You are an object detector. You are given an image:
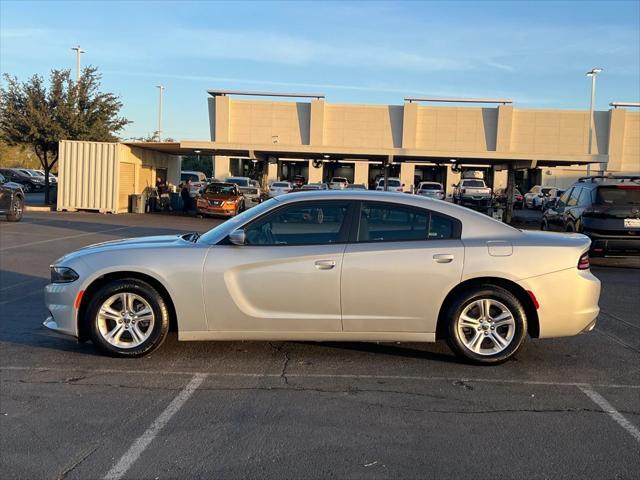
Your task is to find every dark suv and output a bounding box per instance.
[0,167,45,192]
[541,176,640,256]
[0,172,25,221]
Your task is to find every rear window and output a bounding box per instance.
[226,178,250,187]
[462,180,484,187]
[272,182,289,187]
[181,173,199,182]
[596,186,640,205]
[420,184,440,190]
[380,179,401,187]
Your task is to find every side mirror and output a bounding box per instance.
[228,229,246,246]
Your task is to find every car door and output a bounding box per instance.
[0,174,9,211]
[202,200,354,332]
[564,187,582,230]
[341,201,464,333]
[547,188,572,231]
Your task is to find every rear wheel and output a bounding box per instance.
[6,196,24,222]
[22,183,32,193]
[446,285,527,365]
[86,279,170,357]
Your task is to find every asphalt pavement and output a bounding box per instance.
[1,211,639,480]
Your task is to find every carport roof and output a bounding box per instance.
[124,141,605,168]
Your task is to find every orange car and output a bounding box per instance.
[196,182,245,217]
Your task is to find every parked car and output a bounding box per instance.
[453,179,492,205]
[268,181,293,197]
[329,177,349,190]
[524,185,554,209]
[541,176,640,256]
[494,187,524,209]
[527,187,563,209]
[541,189,565,211]
[291,183,327,192]
[180,171,208,195]
[44,190,600,365]
[345,184,366,190]
[376,177,404,192]
[196,182,245,217]
[225,176,261,207]
[0,172,25,222]
[0,167,45,192]
[34,169,58,184]
[416,181,445,200]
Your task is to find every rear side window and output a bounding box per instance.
[596,186,640,206]
[357,202,458,242]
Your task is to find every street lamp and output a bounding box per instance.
[156,85,165,142]
[71,45,85,81]
[586,67,603,176]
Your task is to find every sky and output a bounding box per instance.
[1,0,639,141]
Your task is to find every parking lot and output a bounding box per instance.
[1,211,639,479]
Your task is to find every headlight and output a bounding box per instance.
[50,266,79,283]
[32,177,44,183]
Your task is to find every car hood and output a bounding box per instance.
[2,181,24,191]
[55,234,190,264]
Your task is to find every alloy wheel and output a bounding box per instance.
[456,298,516,356]
[97,292,155,348]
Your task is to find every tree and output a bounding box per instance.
[0,67,130,203]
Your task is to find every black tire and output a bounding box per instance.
[6,196,24,222]
[445,285,528,365]
[565,223,575,233]
[86,278,170,357]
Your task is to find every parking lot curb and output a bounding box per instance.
[25,205,53,212]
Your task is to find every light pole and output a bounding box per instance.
[71,45,85,81]
[156,85,165,142]
[586,67,603,176]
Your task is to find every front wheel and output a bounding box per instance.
[86,279,170,357]
[7,196,24,222]
[446,286,527,365]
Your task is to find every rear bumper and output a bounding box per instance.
[518,268,601,338]
[584,232,640,256]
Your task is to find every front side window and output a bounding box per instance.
[357,202,456,242]
[244,201,350,246]
[567,187,582,207]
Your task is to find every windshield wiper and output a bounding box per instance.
[182,232,200,243]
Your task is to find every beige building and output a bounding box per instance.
[57,91,639,213]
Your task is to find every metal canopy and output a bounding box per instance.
[207,89,325,99]
[404,96,513,105]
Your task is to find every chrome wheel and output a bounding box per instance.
[13,198,23,218]
[456,298,516,356]
[97,292,155,349]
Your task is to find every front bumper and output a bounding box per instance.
[198,206,236,217]
[43,282,80,337]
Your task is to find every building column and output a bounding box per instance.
[266,159,278,184]
[446,166,461,199]
[307,160,323,183]
[309,99,325,146]
[168,156,182,187]
[492,168,508,190]
[213,155,230,179]
[354,161,369,186]
[400,163,415,192]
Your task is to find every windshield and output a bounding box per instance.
[596,186,640,205]
[204,183,236,195]
[462,180,485,187]
[198,198,278,244]
[0,173,5,183]
[181,173,200,182]
[332,177,347,183]
[226,177,250,187]
[541,188,552,195]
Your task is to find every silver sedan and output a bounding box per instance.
[44,191,601,364]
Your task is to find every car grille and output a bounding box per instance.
[208,200,223,206]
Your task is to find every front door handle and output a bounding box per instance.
[433,253,454,264]
[314,260,336,270]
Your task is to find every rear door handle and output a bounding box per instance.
[314,260,336,270]
[433,254,454,263]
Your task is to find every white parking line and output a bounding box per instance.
[0,226,131,251]
[2,365,640,390]
[103,373,206,480]
[579,385,640,443]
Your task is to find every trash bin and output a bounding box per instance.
[170,192,183,211]
[128,194,145,214]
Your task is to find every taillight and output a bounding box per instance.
[577,252,590,270]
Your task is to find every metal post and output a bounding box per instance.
[156,85,165,142]
[504,165,515,224]
[586,68,603,176]
[71,45,85,81]
[384,156,390,191]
